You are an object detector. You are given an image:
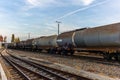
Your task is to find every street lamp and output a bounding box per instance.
[56,21,61,35]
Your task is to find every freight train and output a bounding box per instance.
[7,22,120,61]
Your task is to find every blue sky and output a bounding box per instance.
[0,0,120,42]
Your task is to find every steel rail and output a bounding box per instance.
[8,52,91,80]
[1,53,52,80]
[1,54,31,80]
[8,54,70,80]
[8,58,52,80]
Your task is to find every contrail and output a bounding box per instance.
[56,0,110,20]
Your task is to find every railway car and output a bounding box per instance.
[7,42,16,49]
[57,30,76,55]
[32,35,58,52]
[24,39,34,50]
[73,23,120,60]
[56,28,87,55]
[16,41,25,50]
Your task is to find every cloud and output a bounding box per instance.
[43,23,77,34]
[0,8,8,18]
[82,0,95,5]
[26,0,56,7]
[24,0,95,10]
[71,0,95,6]
[0,13,5,18]
[25,22,77,38]
[56,0,110,20]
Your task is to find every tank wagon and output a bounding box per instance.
[56,28,87,55]
[17,41,25,49]
[82,23,120,60]
[57,23,120,60]
[7,42,17,49]
[8,22,120,61]
[32,35,58,52]
[24,39,34,50]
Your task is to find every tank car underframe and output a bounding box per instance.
[48,47,74,55]
[103,50,120,61]
[75,47,120,61]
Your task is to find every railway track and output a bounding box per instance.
[1,50,91,80]
[46,52,120,66]
[70,55,120,66]
[22,49,120,66]
[9,49,120,67]
[1,53,51,80]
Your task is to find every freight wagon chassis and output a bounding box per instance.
[102,51,120,61]
[49,47,74,55]
[58,48,74,55]
[76,48,120,62]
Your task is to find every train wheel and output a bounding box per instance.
[113,53,118,61]
[103,52,112,60]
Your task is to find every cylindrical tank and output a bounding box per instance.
[32,38,39,47]
[24,39,34,47]
[20,41,25,46]
[33,35,58,47]
[74,23,120,47]
[57,31,75,47]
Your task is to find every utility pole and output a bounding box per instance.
[56,21,61,35]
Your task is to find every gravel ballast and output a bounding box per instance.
[8,49,120,80]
